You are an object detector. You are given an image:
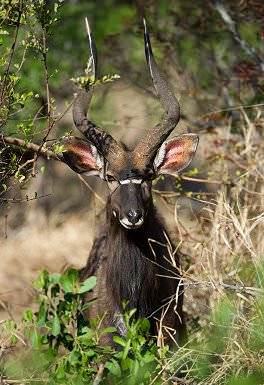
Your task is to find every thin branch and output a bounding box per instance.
[92,364,105,385]
[198,102,264,120]
[214,1,264,72]
[77,174,105,205]
[0,135,107,208]
[0,193,52,203]
[0,134,62,161]
[0,1,22,101]
[181,175,225,185]
[42,29,51,117]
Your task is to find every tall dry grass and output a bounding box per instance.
[164,109,264,384]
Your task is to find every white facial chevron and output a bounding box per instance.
[119,179,142,185]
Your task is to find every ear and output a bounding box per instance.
[62,137,104,176]
[154,133,199,175]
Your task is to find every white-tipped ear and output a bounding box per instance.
[154,133,199,175]
[62,137,104,176]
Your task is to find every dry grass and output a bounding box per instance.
[182,109,264,305]
[168,109,264,383]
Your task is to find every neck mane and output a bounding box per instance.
[105,201,168,318]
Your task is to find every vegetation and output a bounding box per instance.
[1,1,264,384]
[1,256,264,384]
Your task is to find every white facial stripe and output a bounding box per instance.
[120,217,144,229]
[120,179,142,185]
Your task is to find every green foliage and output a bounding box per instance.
[1,0,263,189]
[2,269,163,384]
[72,73,120,89]
[2,265,264,384]
[239,21,262,49]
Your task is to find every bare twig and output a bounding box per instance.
[92,364,105,385]
[0,1,22,102]
[0,193,52,203]
[77,174,105,204]
[198,103,264,121]
[224,154,248,171]
[214,1,264,72]
[181,175,224,185]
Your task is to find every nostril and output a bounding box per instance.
[127,209,142,224]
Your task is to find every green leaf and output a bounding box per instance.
[78,276,97,294]
[86,349,96,357]
[68,350,80,365]
[113,335,126,347]
[30,328,42,349]
[122,338,131,360]
[132,359,139,376]
[49,272,61,284]
[36,301,47,327]
[55,363,66,380]
[59,268,78,293]
[139,318,150,332]
[102,326,117,334]
[23,308,34,322]
[143,351,156,364]
[105,359,122,377]
[51,313,61,336]
[34,270,49,290]
[81,299,96,311]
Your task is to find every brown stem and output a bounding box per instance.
[0,1,22,102]
[215,1,264,72]
[181,175,225,185]
[0,134,62,161]
[92,364,105,385]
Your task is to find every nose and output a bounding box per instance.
[126,209,143,224]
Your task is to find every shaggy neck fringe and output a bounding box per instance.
[105,201,169,318]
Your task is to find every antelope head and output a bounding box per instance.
[63,18,199,230]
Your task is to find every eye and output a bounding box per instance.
[106,174,119,192]
[106,174,116,182]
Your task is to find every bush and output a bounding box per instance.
[1,264,264,384]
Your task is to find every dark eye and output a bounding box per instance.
[107,175,116,182]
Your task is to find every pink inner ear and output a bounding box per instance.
[63,137,102,174]
[166,140,183,157]
[69,142,98,170]
[158,135,198,174]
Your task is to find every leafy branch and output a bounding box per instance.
[0,133,62,161]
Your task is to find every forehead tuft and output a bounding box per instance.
[106,150,128,173]
[106,149,154,180]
